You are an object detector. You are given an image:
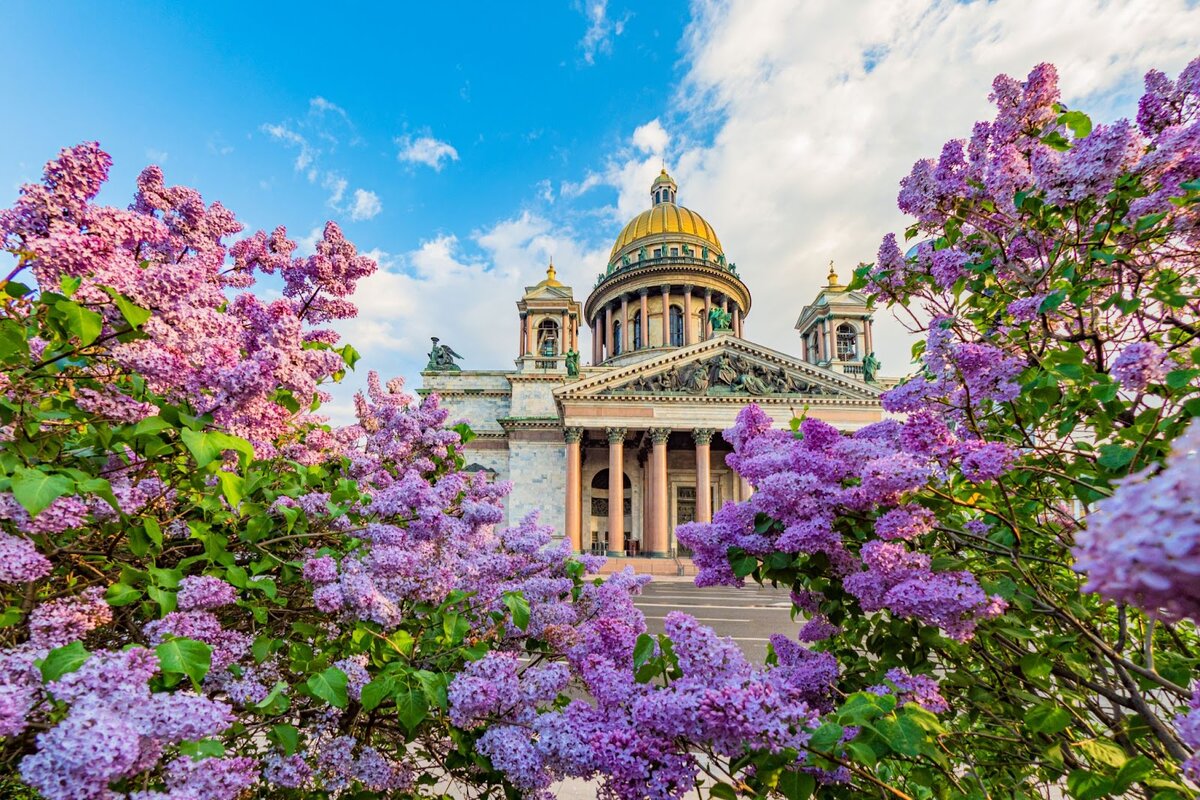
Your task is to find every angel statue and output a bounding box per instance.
[425,337,463,372]
[862,351,881,383]
[565,349,580,377]
[708,306,733,334]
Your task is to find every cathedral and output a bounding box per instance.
[420,170,890,573]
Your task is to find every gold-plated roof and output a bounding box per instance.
[609,203,723,261]
[537,260,563,287]
[651,168,676,187]
[825,260,844,290]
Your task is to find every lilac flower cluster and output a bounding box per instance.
[0,531,51,583]
[869,668,949,713]
[27,586,113,649]
[1175,685,1200,783]
[1074,419,1200,621]
[1110,342,1169,391]
[449,611,836,799]
[19,648,238,800]
[175,575,238,610]
[678,406,1007,642]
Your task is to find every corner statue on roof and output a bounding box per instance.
[425,337,463,372]
[420,169,890,562]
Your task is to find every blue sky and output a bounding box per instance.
[3,1,1199,420]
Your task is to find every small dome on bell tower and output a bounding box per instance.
[651,169,677,206]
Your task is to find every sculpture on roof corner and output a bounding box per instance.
[708,306,733,335]
[425,337,463,372]
[565,349,580,377]
[863,351,881,383]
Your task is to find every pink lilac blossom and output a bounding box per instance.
[1110,341,1169,391]
[869,668,949,713]
[0,532,52,582]
[27,586,112,649]
[176,575,238,610]
[1074,419,1200,621]
[1175,685,1200,782]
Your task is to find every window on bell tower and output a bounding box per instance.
[836,323,858,361]
[669,306,684,346]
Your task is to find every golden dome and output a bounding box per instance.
[537,260,563,287]
[609,203,723,261]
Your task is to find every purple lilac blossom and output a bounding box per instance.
[1111,341,1169,391]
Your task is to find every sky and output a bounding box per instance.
[2,0,1199,421]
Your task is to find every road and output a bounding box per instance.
[633,575,800,664]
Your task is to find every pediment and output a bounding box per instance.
[523,284,574,300]
[555,334,883,402]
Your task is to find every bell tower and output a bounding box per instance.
[793,262,877,380]
[516,261,583,374]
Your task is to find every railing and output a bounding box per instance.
[595,255,742,288]
[842,363,864,376]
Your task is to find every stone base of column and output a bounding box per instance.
[606,549,626,558]
[645,551,670,558]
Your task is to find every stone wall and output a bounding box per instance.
[507,439,567,536]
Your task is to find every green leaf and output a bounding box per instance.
[0,318,29,362]
[1039,291,1067,314]
[777,771,816,800]
[216,471,244,508]
[1134,211,1167,233]
[633,633,656,669]
[1074,738,1129,768]
[876,715,924,756]
[59,275,82,297]
[360,678,395,712]
[156,637,213,687]
[52,299,103,345]
[1059,109,1093,139]
[1020,653,1053,681]
[1025,703,1072,735]
[708,785,738,800]
[1166,368,1200,390]
[269,724,300,756]
[306,667,348,709]
[395,687,429,732]
[1097,444,1136,471]
[847,740,877,766]
[1114,755,1155,791]
[38,641,91,682]
[178,739,225,760]
[10,468,75,517]
[501,590,531,631]
[731,553,757,578]
[105,583,142,607]
[102,287,152,328]
[1067,769,1114,800]
[808,722,844,752]
[179,429,255,470]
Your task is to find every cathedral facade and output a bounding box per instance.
[420,171,889,572]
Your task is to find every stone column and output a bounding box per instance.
[703,289,713,339]
[683,285,694,345]
[693,429,713,524]
[647,428,670,557]
[564,428,583,552]
[560,311,568,356]
[620,294,630,354]
[823,318,832,364]
[864,318,873,357]
[660,284,671,346]
[606,428,626,556]
[525,313,534,356]
[740,476,754,501]
[592,318,600,364]
[605,304,614,362]
[722,296,729,316]
[519,313,527,358]
[639,289,649,349]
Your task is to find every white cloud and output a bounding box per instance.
[261,123,314,171]
[567,0,1200,375]
[321,172,348,207]
[349,188,382,221]
[631,119,669,155]
[145,148,168,164]
[395,135,460,171]
[329,213,608,409]
[577,0,628,65]
[309,96,350,122]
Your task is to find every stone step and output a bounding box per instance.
[594,556,697,577]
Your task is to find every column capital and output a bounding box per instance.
[605,427,627,443]
[682,283,694,292]
[650,427,671,444]
[692,428,715,446]
[564,427,584,444]
[638,287,649,297]
[659,284,671,294]
[704,287,713,298]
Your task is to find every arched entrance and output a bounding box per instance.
[589,469,632,556]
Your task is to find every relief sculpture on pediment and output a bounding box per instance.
[602,352,835,397]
